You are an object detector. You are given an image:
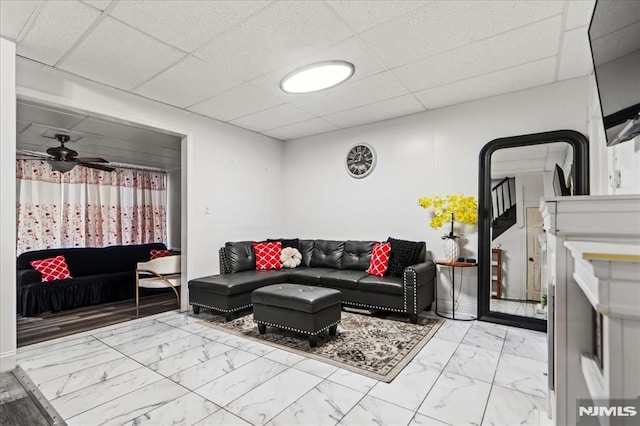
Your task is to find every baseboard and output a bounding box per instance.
[0,350,16,373]
[436,297,476,317]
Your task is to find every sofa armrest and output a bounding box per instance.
[403,261,436,316]
[403,261,435,287]
[17,269,42,287]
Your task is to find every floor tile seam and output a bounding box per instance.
[101,325,198,351]
[41,355,149,399]
[17,341,109,371]
[16,334,101,357]
[258,377,330,425]
[334,387,375,426]
[59,373,169,422]
[89,317,170,339]
[479,328,509,426]
[100,326,211,359]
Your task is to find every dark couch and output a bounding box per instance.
[189,239,435,323]
[17,243,167,316]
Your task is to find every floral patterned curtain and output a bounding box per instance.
[16,160,167,254]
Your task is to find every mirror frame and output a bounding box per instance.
[478,130,590,331]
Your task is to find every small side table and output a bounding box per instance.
[435,261,478,321]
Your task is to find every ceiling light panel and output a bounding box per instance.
[415,57,556,110]
[188,83,284,122]
[393,16,561,92]
[58,17,184,90]
[250,37,387,100]
[109,0,270,52]
[359,0,563,68]
[18,1,101,66]
[292,71,408,116]
[136,56,243,108]
[281,61,354,94]
[195,1,354,81]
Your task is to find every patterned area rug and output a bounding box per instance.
[199,309,442,383]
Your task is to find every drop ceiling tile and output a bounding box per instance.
[230,104,314,132]
[249,36,388,101]
[188,83,284,122]
[194,1,354,81]
[82,0,112,11]
[109,0,269,52]
[71,117,181,148]
[135,56,243,108]
[415,57,556,110]
[359,0,563,67]
[589,0,640,40]
[0,0,39,41]
[327,0,430,33]
[262,118,339,141]
[557,27,593,80]
[58,17,185,90]
[323,94,424,128]
[17,102,87,130]
[17,121,31,134]
[292,71,408,116]
[393,16,561,92]
[17,1,101,66]
[565,0,596,30]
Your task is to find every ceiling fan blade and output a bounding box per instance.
[75,157,109,163]
[79,162,115,172]
[17,152,51,159]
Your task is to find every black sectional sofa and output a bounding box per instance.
[17,243,167,316]
[189,239,435,323]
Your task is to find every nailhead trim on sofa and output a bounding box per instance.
[191,301,252,313]
[253,318,341,336]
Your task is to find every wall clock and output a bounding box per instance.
[346,143,376,178]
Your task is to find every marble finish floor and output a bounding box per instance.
[491,298,547,320]
[16,309,551,426]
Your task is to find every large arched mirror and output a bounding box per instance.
[478,130,589,331]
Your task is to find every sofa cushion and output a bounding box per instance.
[188,270,289,296]
[225,241,256,273]
[341,240,375,270]
[310,240,344,269]
[281,247,302,269]
[298,240,315,267]
[253,241,282,270]
[366,242,391,277]
[386,237,426,277]
[287,267,335,285]
[358,274,404,295]
[30,255,72,282]
[320,270,368,290]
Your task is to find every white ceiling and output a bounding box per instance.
[2,0,600,144]
[491,142,572,178]
[16,100,182,170]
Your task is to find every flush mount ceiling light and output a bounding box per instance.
[280,60,355,94]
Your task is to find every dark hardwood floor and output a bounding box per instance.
[17,292,178,347]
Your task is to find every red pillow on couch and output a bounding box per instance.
[30,255,73,282]
[150,249,173,259]
[367,242,391,277]
[252,241,282,270]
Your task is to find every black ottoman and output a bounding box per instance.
[252,284,342,347]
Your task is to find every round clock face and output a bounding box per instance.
[346,144,376,178]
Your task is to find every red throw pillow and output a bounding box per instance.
[150,249,173,259]
[367,242,391,277]
[252,241,282,270]
[30,255,72,282]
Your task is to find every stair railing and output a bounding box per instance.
[491,177,516,221]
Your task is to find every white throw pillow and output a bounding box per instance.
[280,247,302,269]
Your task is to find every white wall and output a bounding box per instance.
[0,37,17,372]
[283,77,590,316]
[167,168,181,250]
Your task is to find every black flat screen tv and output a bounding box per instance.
[588,0,640,146]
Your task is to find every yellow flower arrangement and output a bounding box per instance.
[418,193,478,239]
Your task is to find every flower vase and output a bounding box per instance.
[443,238,460,262]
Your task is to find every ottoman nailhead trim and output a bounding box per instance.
[191,302,252,313]
[343,300,405,313]
[253,318,341,336]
